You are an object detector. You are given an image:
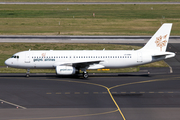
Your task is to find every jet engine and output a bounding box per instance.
[56,66,76,75]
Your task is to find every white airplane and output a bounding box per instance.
[5,23,175,78]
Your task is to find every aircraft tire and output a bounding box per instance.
[26,74,29,78]
[83,72,88,79]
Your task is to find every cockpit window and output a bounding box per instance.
[11,55,19,59]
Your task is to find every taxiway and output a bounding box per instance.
[0,71,180,120]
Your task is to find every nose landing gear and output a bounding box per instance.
[26,69,30,78]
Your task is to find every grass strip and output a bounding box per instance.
[0,4,179,35]
[0,0,179,2]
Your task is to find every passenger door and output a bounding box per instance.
[25,52,30,63]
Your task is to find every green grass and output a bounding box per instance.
[0,4,180,35]
[0,43,168,73]
[0,4,179,19]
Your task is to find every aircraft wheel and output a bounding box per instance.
[83,72,88,79]
[26,69,30,78]
[26,74,29,78]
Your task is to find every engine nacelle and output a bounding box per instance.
[56,66,76,75]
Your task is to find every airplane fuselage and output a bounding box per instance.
[5,50,153,69]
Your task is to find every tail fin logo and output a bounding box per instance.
[155,34,167,51]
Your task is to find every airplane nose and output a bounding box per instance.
[5,59,10,66]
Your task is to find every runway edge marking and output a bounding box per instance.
[0,99,26,109]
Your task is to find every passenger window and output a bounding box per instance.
[17,56,19,59]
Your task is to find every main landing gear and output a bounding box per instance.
[83,72,88,79]
[80,68,88,79]
[26,69,30,78]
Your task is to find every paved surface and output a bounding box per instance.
[0,35,180,43]
[1,2,180,4]
[0,72,180,120]
[0,37,180,120]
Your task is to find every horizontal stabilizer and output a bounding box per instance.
[152,52,175,60]
[152,52,175,57]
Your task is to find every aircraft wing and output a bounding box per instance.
[54,60,104,69]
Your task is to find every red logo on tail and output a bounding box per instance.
[155,34,167,51]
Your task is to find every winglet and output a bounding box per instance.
[139,23,172,52]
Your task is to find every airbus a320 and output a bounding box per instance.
[5,23,175,78]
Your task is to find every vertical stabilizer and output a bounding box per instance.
[140,23,172,52]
